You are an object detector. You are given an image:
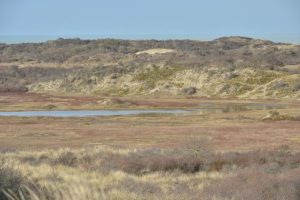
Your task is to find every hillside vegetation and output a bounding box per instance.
[1,36,300,99]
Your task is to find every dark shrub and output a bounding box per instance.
[111,149,204,175]
[293,80,300,91]
[182,87,197,95]
[0,164,24,200]
[54,152,77,167]
[98,146,300,175]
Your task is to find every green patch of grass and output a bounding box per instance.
[133,67,184,89]
[251,71,283,85]
[229,70,283,85]
[226,70,285,95]
[172,82,184,88]
[234,84,255,95]
[100,87,130,96]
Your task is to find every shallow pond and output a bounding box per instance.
[0,109,190,117]
[0,103,290,117]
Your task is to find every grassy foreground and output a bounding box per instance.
[1,94,300,199]
[1,142,300,200]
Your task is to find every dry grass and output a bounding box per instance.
[0,143,299,200]
[0,146,222,200]
[203,168,300,200]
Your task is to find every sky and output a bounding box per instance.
[0,0,299,43]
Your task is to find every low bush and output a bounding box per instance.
[101,147,300,175]
[293,80,300,91]
[181,87,197,95]
[0,163,24,200]
[262,110,296,121]
[116,153,203,174]
[54,151,78,167]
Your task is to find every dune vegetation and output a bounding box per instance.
[1,37,300,99]
[1,141,300,200]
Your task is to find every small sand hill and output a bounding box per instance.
[135,48,176,55]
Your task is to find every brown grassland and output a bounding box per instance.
[0,92,300,200]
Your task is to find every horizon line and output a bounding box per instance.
[0,34,299,45]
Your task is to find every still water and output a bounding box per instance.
[0,109,189,117]
[0,102,289,117]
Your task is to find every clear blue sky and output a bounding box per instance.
[0,0,299,43]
